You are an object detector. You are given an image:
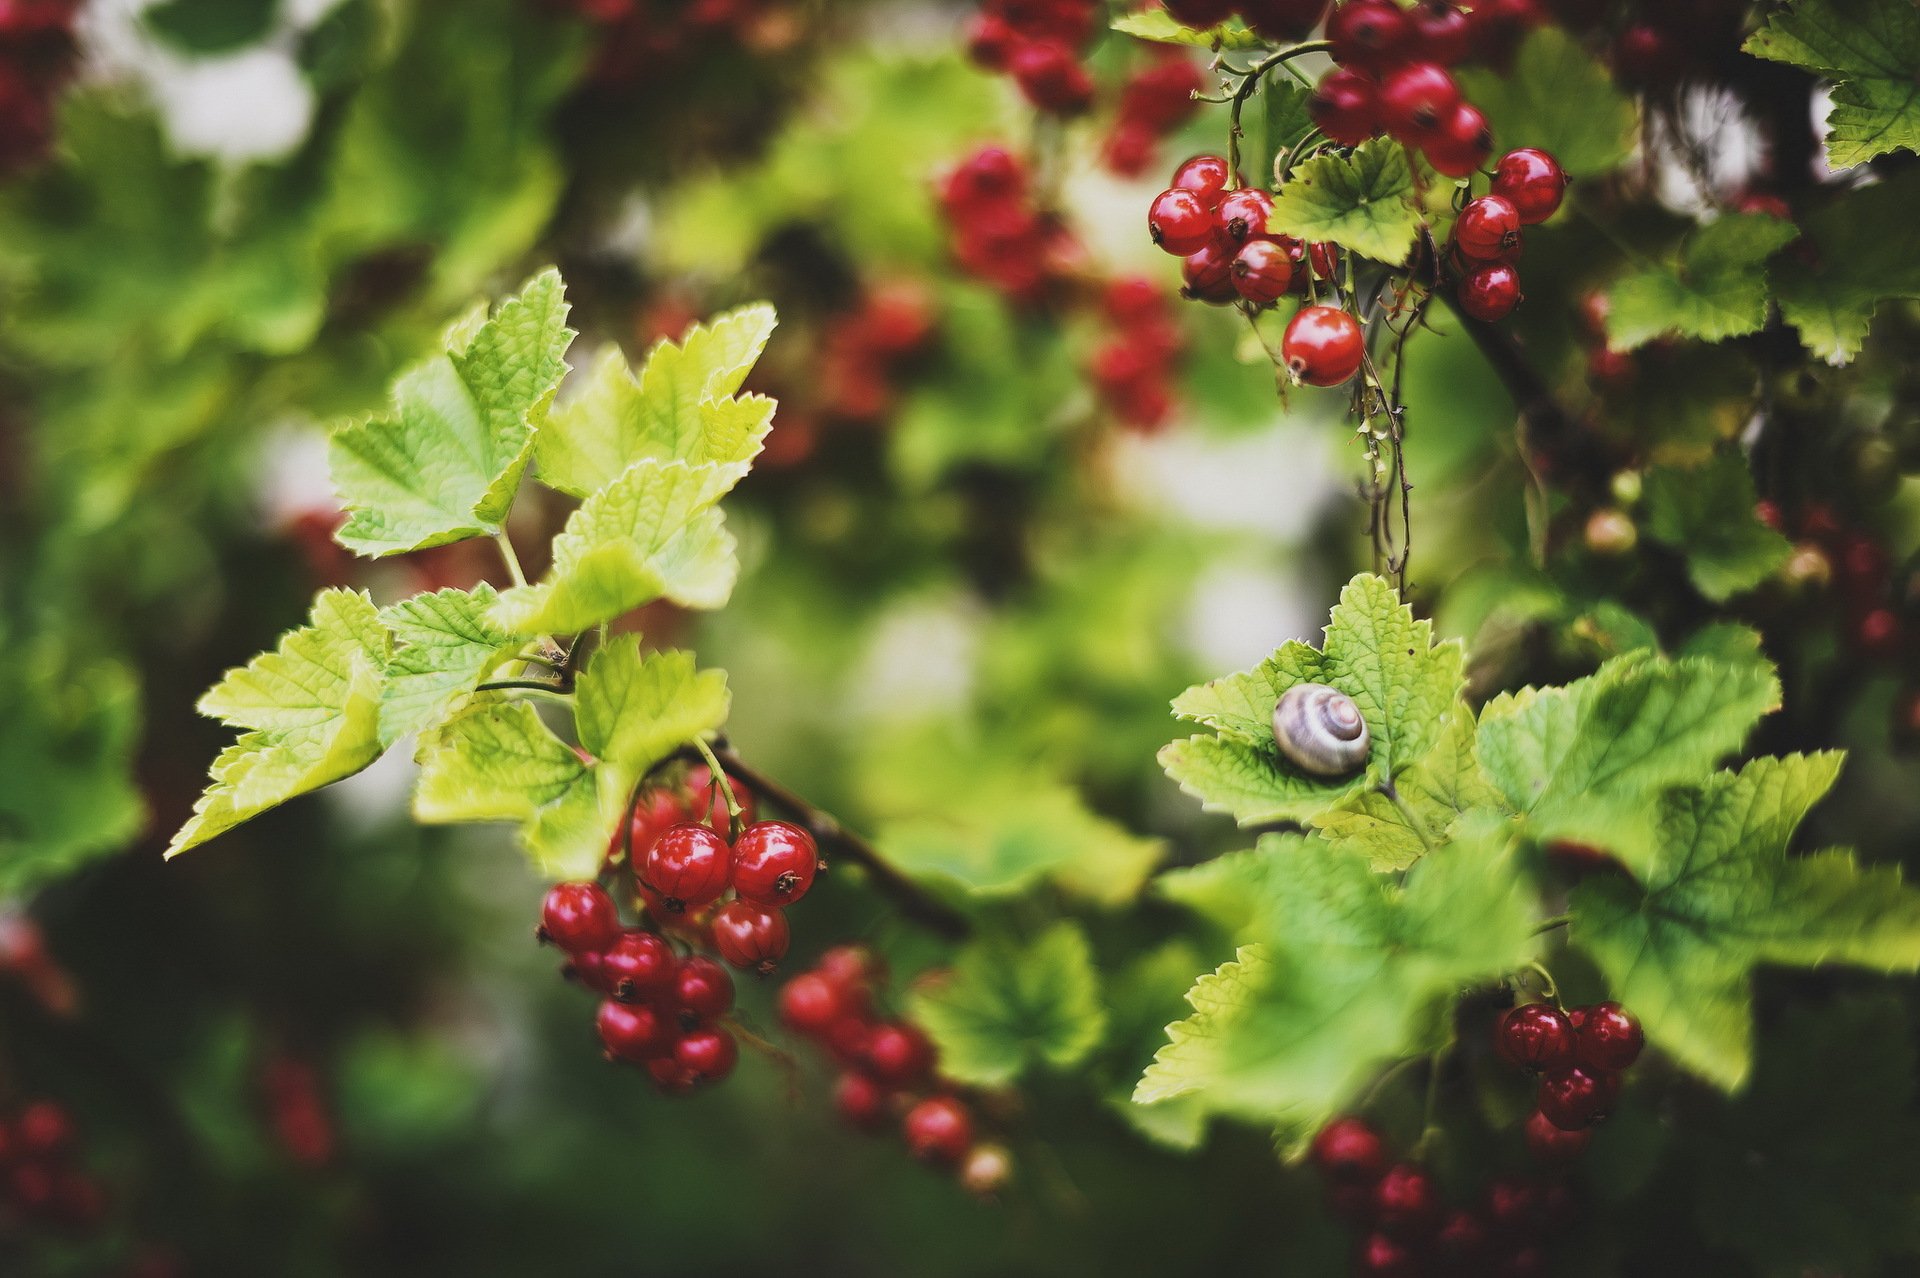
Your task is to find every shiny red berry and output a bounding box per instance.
[1327,0,1411,71]
[1214,187,1275,246]
[1169,153,1233,208]
[865,1022,937,1088]
[1459,261,1523,321]
[834,1070,891,1130]
[1495,1002,1576,1071]
[1231,239,1294,304]
[673,955,735,1025]
[903,1096,974,1165]
[778,971,846,1035]
[1524,1107,1593,1162]
[610,787,686,866]
[1574,1001,1644,1072]
[1423,101,1492,177]
[600,929,676,1003]
[673,1025,739,1082]
[817,944,879,991]
[1412,0,1472,63]
[1378,62,1460,141]
[1309,66,1379,146]
[1536,1066,1620,1130]
[1181,241,1239,304]
[641,823,732,913]
[1282,305,1366,386]
[1491,147,1568,224]
[731,820,820,908]
[597,999,674,1062]
[539,882,621,953]
[711,900,790,973]
[1310,1116,1388,1181]
[684,763,756,833]
[1372,1162,1442,1237]
[1149,186,1214,255]
[1455,195,1522,261]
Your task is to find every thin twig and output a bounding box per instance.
[1227,41,1333,181]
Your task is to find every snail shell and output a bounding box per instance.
[1271,683,1370,779]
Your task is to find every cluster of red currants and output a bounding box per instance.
[1311,1116,1580,1277]
[778,949,1010,1193]
[1494,999,1643,1132]
[1102,47,1206,178]
[1757,501,1909,663]
[937,146,1085,305]
[0,1100,104,1234]
[0,0,80,176]
[964,0,1099,115]
[1553,0,1745,91]
[550,0,798,89]
[1146,154,1340,309]
[812,282,941,428]
[1089,276,1188,432]
[1446,148,1566,322]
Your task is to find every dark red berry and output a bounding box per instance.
[1327,0,1411,71]
[673,1025,739,1082]
[823,1012,875,1068]
[1483,1177,1543,1237]
[1495,1002,1576,1071]
[1536,1066,1620,1130]
[1232,239,1294,304]
[1169,153,1233,208]
[1181,241,1239,304]
[1309,66,1380,146]
[1149,186,1215,255]
[1435,1209,1491,1267]
[1412,0,1472,64]
[1423,101,1492,177]
[1010,40,1095,116]
[1310,1116,1388,1181]
[940,147,1026,213]
[1282,305,1366,386]
[673,955,735,1025]
[1455,195,1522,261]
[1856,606,1904,659]
[817,944,879,990]
[730,820,820,907]
[15,1101,73,1156]
[1162,0,1237,27]
[1574,1001,1644,1072]
[1491,147,1567,224]
[539,882,621,953]
[903,1096,974,1165]
[1459,262,1523,321]
[1214,187,1275,246]
[1378,62,1460,141]
[600,930,676,1003]
[1354,1232,1420,1278]
[778,971,844,1035]
[611,787,686,866]
[597,999,674,1062]
[865,1022,937,1088]
[641,823,732,913]
[1372,1162,1442,1237]
[645,1056,700,1096]
[1239,0,1331,42]
[711,900,790,973]
[1612,23,1683,88]
[834,1070,891,1130]
[1524,1107,1593,1162]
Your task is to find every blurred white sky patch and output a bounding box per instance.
[1650,82,1767,215]
[848,592,984,723]
[253,418,336,524]
[1183,555,1324,673]
[1110,415,1341,540]
[80,0,340,162]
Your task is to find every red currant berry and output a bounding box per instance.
[673,955,735,1025]
[1378,62,1460,141]
[641,823,732,913]
[1282,305,1366,387]
[1308,241,1340,279]
[1231,239,1294,305]
[865,1022,937,1088]
[684,763,756,834]
[1536,1066,1620,1130]
[645,1057,700,1096]
[1327,0,1412,71]
[673,1025,739,1082]
[1435,1210,1491,1268]
[1612,23,1683,88]
[1423,101,1492,177]
[1372,1162,1442,1237]
[1162,0,1237,27]
[1240,0,1331,42]
[16,1101,72,1156]
[823,1012,875,1068]
[1169,153,1233,208]
[940,147,1026,213]
[730,820,820,908]
[834,1070,891,1130]
[1354,1232,1419,1278]
[779,971,847,1035]
[1309,66,1380,146]
[600,930,676,1003]
[1412,0,1472,64]
[1310,1116,1388,1182]
[597,999,674,1063]
[1856,606,1905,659]
[711,900,791,974]
[1495,1002,1576,1072]
[1459,261,1523,321]
[1181,241,1239,305]
[963,12,1015,68]
[817,944,880,990]
[1574,1001,1644,1072]
[539,882,621,953]
[1214,187,1275,246]
[1149,186,1215,255]
[1010,40,1095,116]
[1525,1107,1593,1163]
[1483,1177,1542,1236]
[610,787,685,867]
[1491,147,1568,224]
[1455,195,1522,261]
[903,1096,974,1165]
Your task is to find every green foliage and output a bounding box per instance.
[575,638,731,806]
[1641,452,1793,600]
[413,701,603,878]
[378,585,521,746]
[1745,0,1920,170]
[1110,10,1264,48]
[1606,214,1799,348]
[911,923,1108,1085]
[1768,172,1920,363]
[1460,28,1637,177]
[1266,142,1420,266]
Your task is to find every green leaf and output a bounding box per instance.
[169,590,392,856]
[1161,573,1468,825]
[1474,653,1780,853]
[1135,828,1536,1141]
[144,0,280,53]
[1458,27,1637,177]
[1262,78,1318,165]
[1571,753,1920,1088]
[1605,215,1800,348]
[489,459,739,636]
[412,701,604,878]
[574,636,730,813]
[378,585,520,745]
[1641,452,1792,601]
[1156,833,1316,937]
[1110,9,1263,48]
[1266,142,1419,266]
[911,923,1107,1086]
[535,304,776,499]
[1311,710,1502,871]
[329,269,575,556]
[1769,172,1920,363]
[1744,0,1920,169]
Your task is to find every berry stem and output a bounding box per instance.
[691,735,746,841]
[1531,912,1573,936]
[474,678,572,697]
[493,530,529,589]
[1524,960,1562,1007]
[725,1016,805,1103]
[1227,41,1334,185]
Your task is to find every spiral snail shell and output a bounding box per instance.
[1271,683,1370,778]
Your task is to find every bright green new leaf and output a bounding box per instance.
[1311,710,1501,871]
[1642,452,1793,601]
[169,590,392,856]
[535,304,776,499]
[329,269,575,556]
[574,636,730,809]
[1110,9,1263,48]
[1135,829,1535,1142]
[1769,172,1920,363]
[1606,215,1800,348]
[490,459,739,636]
[378,585,522,745]
[912,923,1108,1086]
[1745,0,1920,170]
[1157,833,1316,938]
[1161,573,1468,826]
[1459,28,1637,177]
[1267,143,1420,266]
[1572,753,1920,1088]
[413,701,604,879]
